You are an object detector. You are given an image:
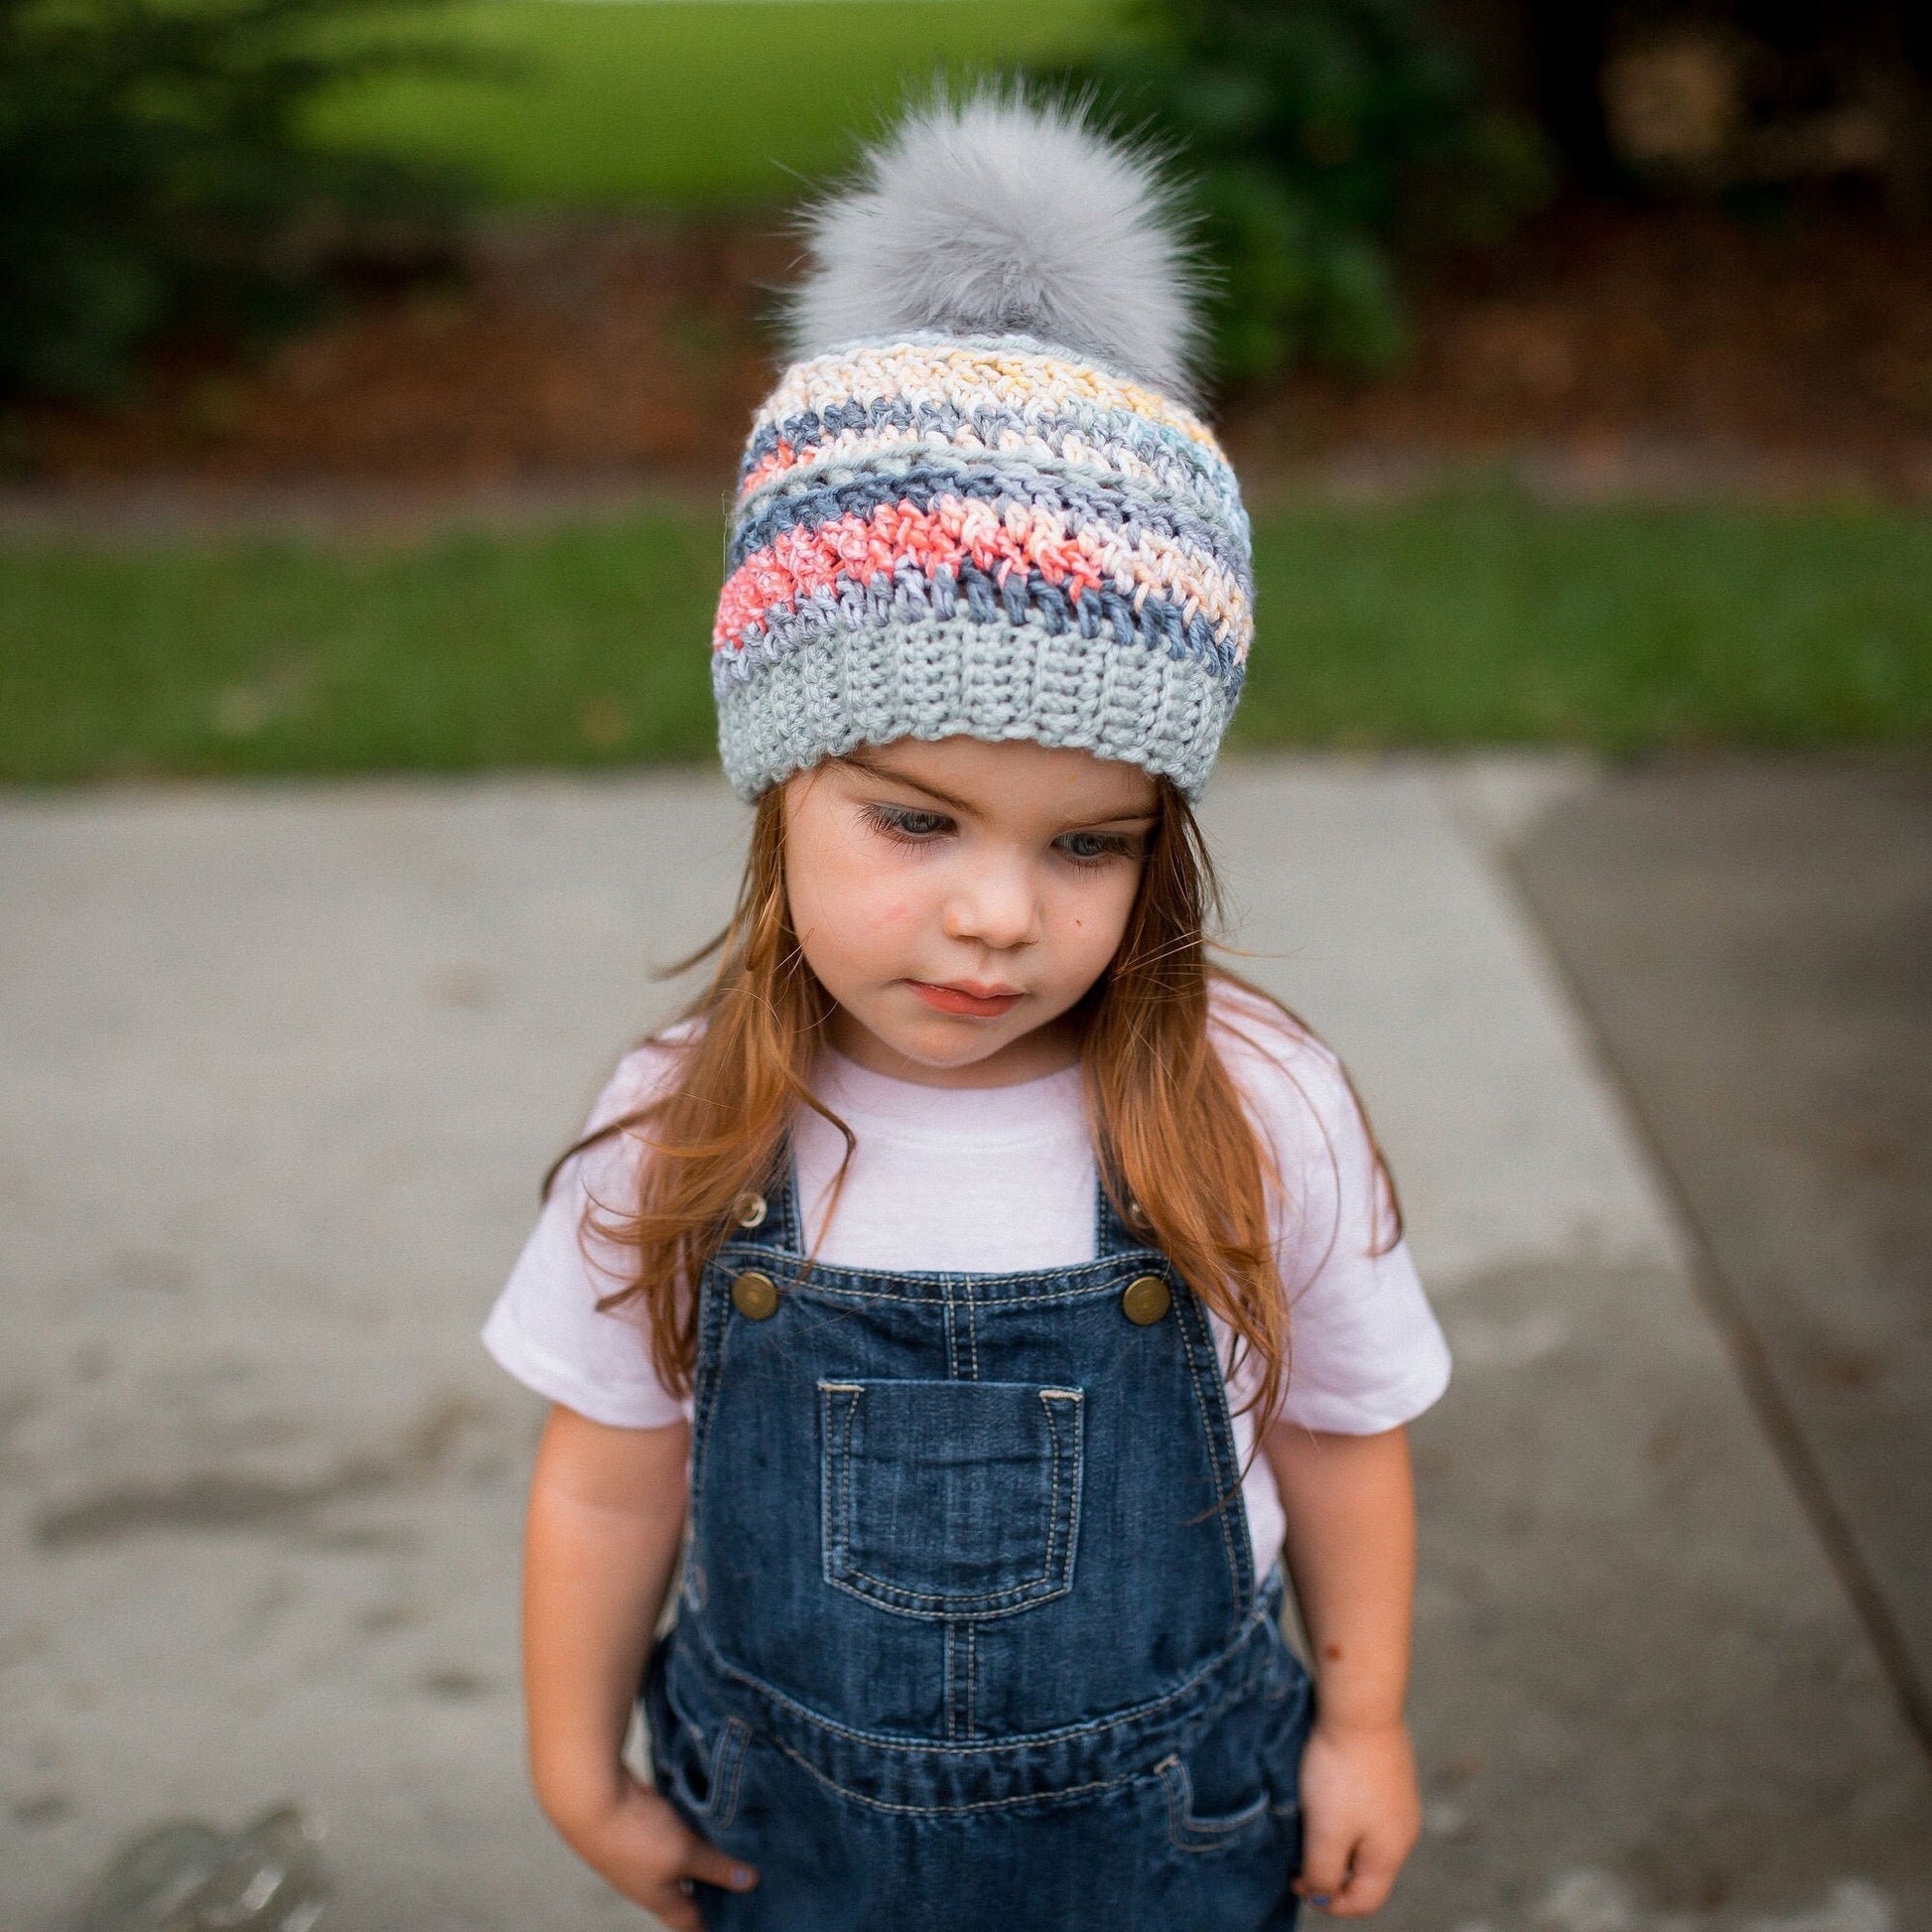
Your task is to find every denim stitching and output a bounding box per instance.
[766,1732,1141,1816]
[685,1266,736,1574]
[824,1572,1077,1619]
[795,1281,1130,1308]
[1172,1285,1248,1614]
[712,1244,1154,1300]
[711,1717,753,1831]
[1039,1392,1064,1594]
[1039,1390,1080,1597]
[823,1383,862,1590]
[964,1621,976,1738]
[943,1622,959,1740]
[1174,1293,1243,1600]
[685,1603,1273,1754]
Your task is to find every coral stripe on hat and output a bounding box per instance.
[713,496,1253,664]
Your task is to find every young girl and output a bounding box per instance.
[483,93,1449,1931]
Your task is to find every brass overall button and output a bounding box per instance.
[731,1270,779,1320]
[732,1190,768,1229]
[1122,1275,1172,1325]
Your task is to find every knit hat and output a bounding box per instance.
[711,91,1253,802]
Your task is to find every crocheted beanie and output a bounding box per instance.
[711,91,1252,802]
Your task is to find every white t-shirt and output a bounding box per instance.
[483,983,1450,1578]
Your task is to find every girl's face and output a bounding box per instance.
[782,737,1158,1086]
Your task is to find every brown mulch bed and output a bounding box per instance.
[1233,199,1932,497]
[10,198,1932,504]
[10,218,795,496]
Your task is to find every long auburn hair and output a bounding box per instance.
[546,767,1402,1488]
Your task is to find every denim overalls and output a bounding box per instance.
[643,1155,1313,1930]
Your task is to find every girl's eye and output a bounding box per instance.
[1056,830,1136,866]
[864,803,953,844]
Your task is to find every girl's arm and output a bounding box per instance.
[522,1404,759,1929]
[1263,1421,1424,1918]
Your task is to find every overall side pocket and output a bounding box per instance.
[646,1641,754,1834]
[1156,1754,1274,1855]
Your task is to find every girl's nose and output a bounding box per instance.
[942,864,1040,952]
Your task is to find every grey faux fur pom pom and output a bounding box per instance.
[784,87,1207,403]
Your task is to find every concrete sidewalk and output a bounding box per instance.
[2,757,1927,1931]
[1514,758,1932,1738]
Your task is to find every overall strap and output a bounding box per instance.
[1093,1166,1154,1258]
[726,1141,801,1254]
[1093,1164,1258,1619]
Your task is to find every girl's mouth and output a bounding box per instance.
[906,980,1024,1018]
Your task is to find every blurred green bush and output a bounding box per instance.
[1058,0,1553,383]
[0,0,488,403]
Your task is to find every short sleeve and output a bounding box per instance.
[1212,985,1451,1436]
[481,1045,693,1429]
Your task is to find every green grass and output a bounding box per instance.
[1236,494,1932,751]
[311,0,1121,207]
[3,493,1928,786]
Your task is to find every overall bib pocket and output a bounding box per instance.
[818,1378,1084,1619]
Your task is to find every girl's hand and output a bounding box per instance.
[1291,1717,1421,1918]
[553,1775,759,1931]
